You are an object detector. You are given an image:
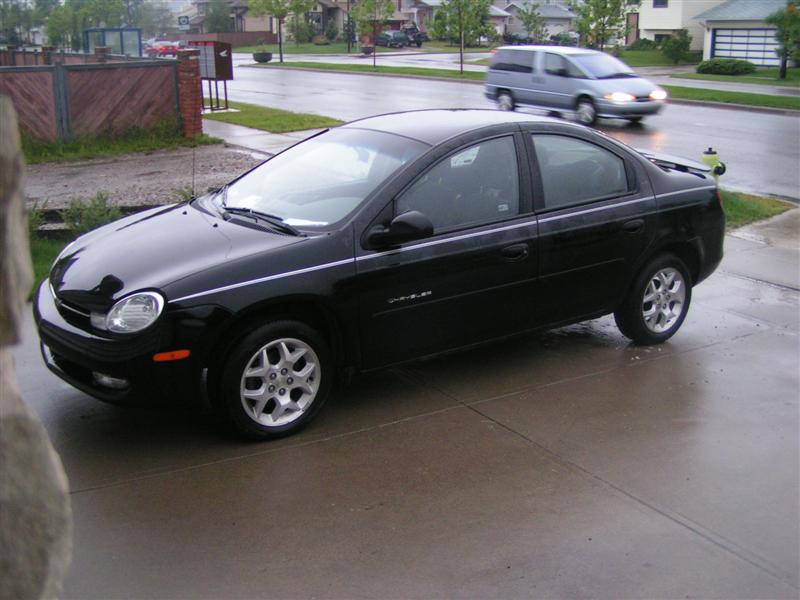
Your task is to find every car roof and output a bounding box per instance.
[495,45,595,56]
[342,109,564,145]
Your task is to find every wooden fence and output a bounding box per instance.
[0,58,182,141]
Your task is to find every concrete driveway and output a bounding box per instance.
[13,211,800,598]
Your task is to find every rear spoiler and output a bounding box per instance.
[636,149,711,176]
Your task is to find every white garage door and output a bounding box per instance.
[711,28,780,66]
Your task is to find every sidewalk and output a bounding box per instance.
[203,119,325,156]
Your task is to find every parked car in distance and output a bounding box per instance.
[145,41,182,57]
[401,24,428,47]
[485,45,667,125]
[35,110,723,440]
[374,30,408,48]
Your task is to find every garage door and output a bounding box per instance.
[711,28,780,66]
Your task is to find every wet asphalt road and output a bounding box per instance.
[12,210,800,598]
[225,65,800,200]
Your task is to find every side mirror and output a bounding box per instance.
[367,210,433,248]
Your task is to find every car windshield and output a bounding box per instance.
[219,128,427,229]
[572,53,636,79]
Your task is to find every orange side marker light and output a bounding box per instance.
[153,349,191,362]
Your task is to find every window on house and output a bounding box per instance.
[653,0,668,7]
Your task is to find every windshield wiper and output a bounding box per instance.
[223,207,303,236]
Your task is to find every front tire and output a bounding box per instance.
[576,97,597,126]
[217,320,333,439]
[614,254,692,345]
[497,91,515,111]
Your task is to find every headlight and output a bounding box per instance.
[95,292,165,333]
[605,92,636,103]
[650,89,667,101]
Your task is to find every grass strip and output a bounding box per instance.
[23,123,221,165]
[722,190,793,230]
[671,67,800,88]
[256,61,486,81]
[662,85,800,111]
[614,49,700,67]
[30,237,68,294]
[202,101,342,133]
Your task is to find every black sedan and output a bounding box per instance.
[35,110,725,439]
[374,30,407,48]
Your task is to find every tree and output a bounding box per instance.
[430,8,447,41]
[138,1,173,37]
[766,0,800,80]
[516,1,547,43]
[440,0,490,73]
[351,0,393,67]
[286,0,313,44]
[661,28,691,64]
[249,0,290,61]
[570,0,637,51]
[45,3,72,46]
[205,0,233,33]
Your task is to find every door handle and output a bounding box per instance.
[501,243,529,261]
[622,219,644,234]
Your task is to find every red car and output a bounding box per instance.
[145,41,183,58]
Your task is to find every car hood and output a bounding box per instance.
[50,202,302,312]
[592,76,661,97]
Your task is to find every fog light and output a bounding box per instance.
[92,372,130,390]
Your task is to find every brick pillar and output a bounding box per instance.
[177,49,203,139]
[41,46,55,65]
[94,46,111,63]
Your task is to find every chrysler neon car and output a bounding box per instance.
[35,110,724,439]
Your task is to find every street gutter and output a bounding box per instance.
[243,64,800,116]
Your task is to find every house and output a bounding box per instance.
[501,1,574,38]
[635,0,725,50]
[695,0,785,66]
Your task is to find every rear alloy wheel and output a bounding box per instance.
[497,92,515,111]
[576,98,597,126]
[615,254,692,345]
[218,320,332,439]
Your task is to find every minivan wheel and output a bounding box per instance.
[497,92,515,111]
[576,98,597,125]
[217,320,332,439]
[615,254,692,345]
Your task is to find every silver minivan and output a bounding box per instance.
[485,46,667,125]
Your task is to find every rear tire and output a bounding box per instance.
[614,254,692,345]
[497,91,515,111]
[216,320,333,439]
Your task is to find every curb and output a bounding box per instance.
[246,64,800,115]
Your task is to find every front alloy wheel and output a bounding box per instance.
[218,320,332,439]
[497,92,515,111]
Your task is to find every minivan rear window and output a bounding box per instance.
[490,50,534,73]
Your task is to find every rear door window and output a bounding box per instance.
[532,135,631,210]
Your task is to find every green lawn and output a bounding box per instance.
[671,67,800,88]
[613,49,700,67]
[203,101,342,133]
[23,124,220,164]
[722,190,793,229]
[663,85,800,111]
[30,237,68,294]
[256,61,485,80]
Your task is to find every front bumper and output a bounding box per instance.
[596,99,665,118]
[33,282,223,405]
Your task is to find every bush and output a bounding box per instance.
[696,58,756,75]
[325,21,338,42]
[63,192,122,236]
[662,28,692,64]
[27,200,47,237]
[628,38,659,50]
